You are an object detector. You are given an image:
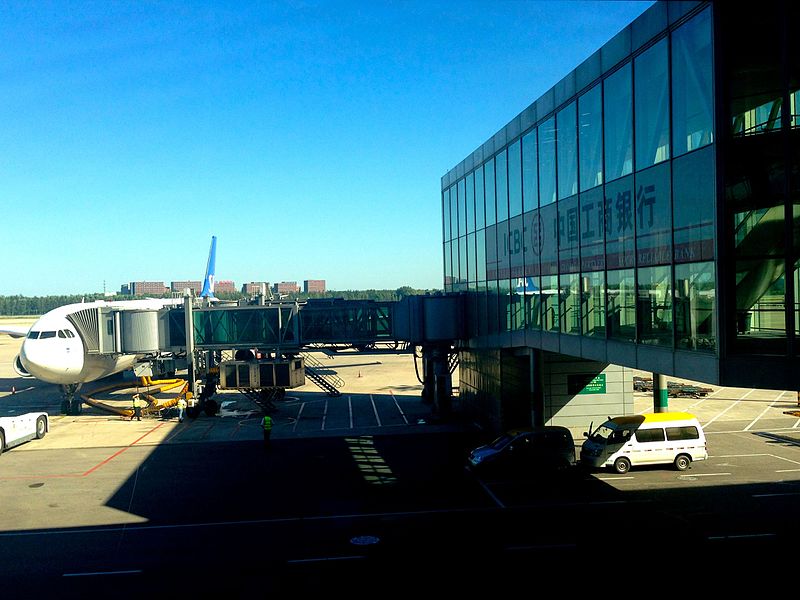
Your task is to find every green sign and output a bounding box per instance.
[568,373,606,395]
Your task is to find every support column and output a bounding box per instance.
[653,372,668,413]
[420,345,453,417]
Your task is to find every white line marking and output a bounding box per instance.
[348,396,353,429]
[391,391,409,424]
[63,570,142,577]
[369,394,381,427]
[287,556,366,564]
[707,533,776,541]
[293,403,305,433]
[321,399,328,431]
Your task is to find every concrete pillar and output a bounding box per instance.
[653,372,668,413]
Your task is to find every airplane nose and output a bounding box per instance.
[19,340,84,385]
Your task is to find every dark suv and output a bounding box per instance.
[467,426,577,477]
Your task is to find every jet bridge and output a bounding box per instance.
[72,294,465,417]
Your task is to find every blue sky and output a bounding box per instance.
[0,0,653,295]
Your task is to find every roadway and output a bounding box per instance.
[0,327,799,594]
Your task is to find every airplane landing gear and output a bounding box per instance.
[60,383,83,415]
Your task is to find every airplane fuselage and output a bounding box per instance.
[15,298,184,385]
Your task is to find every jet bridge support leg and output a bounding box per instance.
[653,372,668,413]
[420,345,453,417]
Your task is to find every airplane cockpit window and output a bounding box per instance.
[65,330,75,338]
[39,331,57,339]
[27,331,40,339]
[58,330,67,338]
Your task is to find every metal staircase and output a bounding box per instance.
[301,352,344,397]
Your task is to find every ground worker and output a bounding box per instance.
[177,396,187,423]
[262,414,273,447]
[131,394,147,421]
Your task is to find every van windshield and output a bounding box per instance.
[589,423,634,445]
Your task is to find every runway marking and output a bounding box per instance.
[745,393,789,431]
[321,399,328,431]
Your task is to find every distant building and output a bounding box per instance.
[120,284,131,295]
[215,280,236,294]
[304,279,326,293]
[274,281,300,295]
[171,280,202,294]
[128,281,168,296]
[242,281,270,294]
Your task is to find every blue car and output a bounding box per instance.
[467,426,576,477]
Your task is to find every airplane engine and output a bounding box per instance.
[13,355,33,378]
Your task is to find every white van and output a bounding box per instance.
[580,412,707,474]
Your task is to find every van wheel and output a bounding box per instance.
[674,454,691,471]
[613,457,631,474]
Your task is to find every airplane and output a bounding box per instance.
[0,236,219,408]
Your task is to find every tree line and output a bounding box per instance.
[0,287,442,316]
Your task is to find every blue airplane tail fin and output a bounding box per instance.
[200,236,217,298]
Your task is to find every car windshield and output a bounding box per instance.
[487,433,514,450]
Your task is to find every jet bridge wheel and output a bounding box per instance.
[203,399,219,416]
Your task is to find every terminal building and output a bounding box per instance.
[441,1,800,433]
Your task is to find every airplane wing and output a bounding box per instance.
[0,325,31,338]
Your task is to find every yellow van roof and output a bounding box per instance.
[611,412,697,426]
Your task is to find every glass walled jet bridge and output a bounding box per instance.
[154,295,463,417]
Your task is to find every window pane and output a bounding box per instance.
[444,241,452,291]
[485,158,496,226]
[443,188,451,242]
[524,208,542,277]
[458,178,466,237]
[582,271,606,337]
[637,265,673,347]
[468,232,477,284]
[459,236,468,289]
[476,167,486,230]
[675,261,716,352]
[509,140,522,217]
[477,229,486,281]
[557,102,578,199]
[673,146,715,262]
[604,63,633,181]
[486,224,498,281]
[540,204,559,277]
[607,268,636,342]
[605,175,635,269]
[580,187,606,272]
[635,162,672,266]
[487,280,499,335]
[500,278,512,332]
[542,274,560,332]
[523,129,539,211]
[525,275,542,331]
[560,272,581,335]
[509,214,524,279]
[673,7,713,155]
[558,195,580,273]
[466,172,475,234]
[496,150,508,223]
[450,185,459,239]
[579,84,603,191]
[635,37,670,168]
[539,117,557,205]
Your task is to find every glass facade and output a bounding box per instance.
[442,3,717,356]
